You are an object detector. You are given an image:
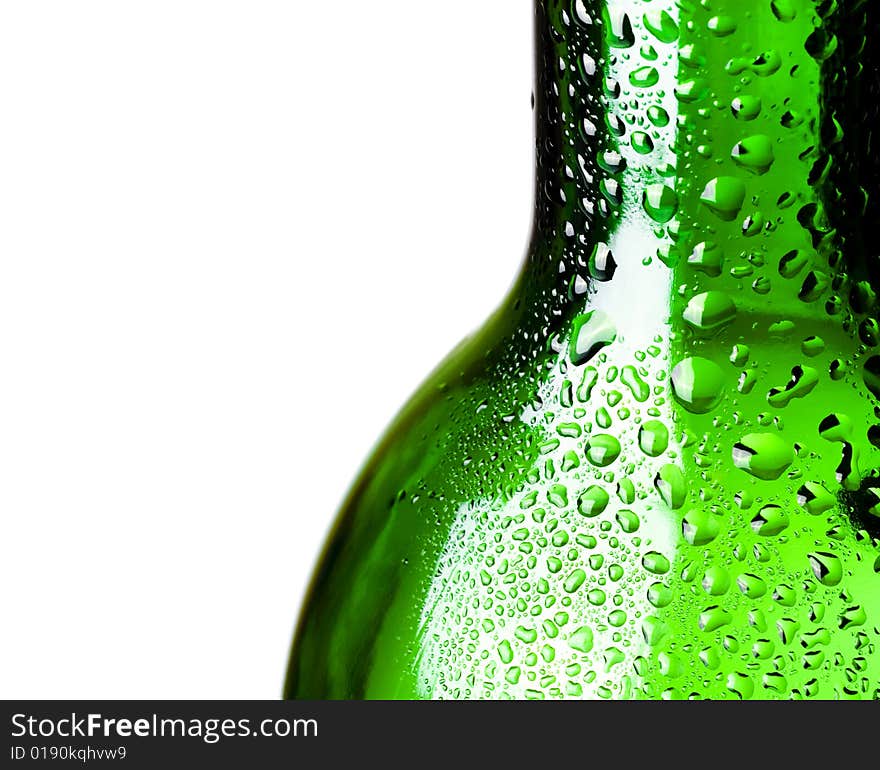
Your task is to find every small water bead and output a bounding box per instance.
[671,356,725,414]
[585,434,621,467]
[643,184,679,223]
[570,311,617,366]
[577,485,609,518]
[731,135,775,175]
[733,433,794,481]
[731,96,762,120]
[700,177,747,221]
[683,291,737,334]
[638,420,669,457]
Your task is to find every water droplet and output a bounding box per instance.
[707,15,737,36]
[771,0,797,22]
[797,481,836,515]
[643,183,679,223]
[631,131,655,154]
[577,485,610,517]
[643,10,678,43]
[570,311,617,366]
[702,565,731,596]
[818,413,853,442]
[801,336,825,357]
[630,65,659,88]
[647,104,670,127]
[731,135,775,175]
[750,504,791,536]
[655,464,686,509]
[563,569,587,594]
[639,420,669,457]
[588,242,617,282]
[682,508,721,545]
[731,95,762,120]
[687,241,724,276]
[615,509,640,533]
[642,551,670,575]
[733,433,793,480]
[585,434,621,467]
[737,573,767,599]
[779,249,809,278]
[700,177,746,220]
[671,356,725,413]
[568,625,594,653]
[605,9,635,48]
[808,552,842,587]
[767,365,819,407]
[700,605,732,632]
[683,291,737,334]
[730,344,750,366]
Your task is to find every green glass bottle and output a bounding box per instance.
[286,0,880,700]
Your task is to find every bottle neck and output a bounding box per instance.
[523,0,877,343]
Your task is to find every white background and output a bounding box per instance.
[0,1,533,697]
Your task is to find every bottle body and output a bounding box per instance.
[286,0,880,699]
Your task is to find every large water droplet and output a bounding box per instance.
[732,433,794,480]
[700,177,746,220]
[671,357,725,413]
[808,552,842,587]
[643,184,679,223]
[750,504,790,536]
[643,10,678,43]
[682,508,721,545]
[570,311,617,366]
[639,420,669,457]
[683,291,737,334]
[771,0,797,22]
[731,95,762,120]
[630,65,659,88]
[585,434,621,467]
[588,242,617,282]
[577,485,610,517]
[731,135,775,175]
